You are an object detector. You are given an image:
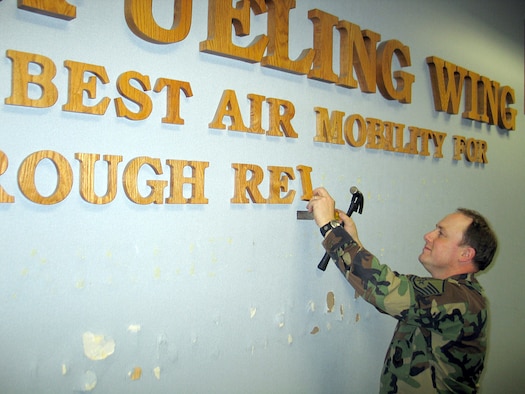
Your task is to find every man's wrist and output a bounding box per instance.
[320,220,341,237]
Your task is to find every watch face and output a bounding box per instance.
[330,220,340,228]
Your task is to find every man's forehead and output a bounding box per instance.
[438,212,472,231]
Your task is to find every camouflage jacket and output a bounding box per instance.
[323,226,487,393]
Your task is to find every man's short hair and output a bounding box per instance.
[457,208,498,271]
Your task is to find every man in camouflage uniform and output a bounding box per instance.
[307,187,497,393]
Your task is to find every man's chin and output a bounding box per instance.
[418,259,433,275]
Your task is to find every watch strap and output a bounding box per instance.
[320,220,340,237]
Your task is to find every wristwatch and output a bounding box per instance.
[320,220,341,237]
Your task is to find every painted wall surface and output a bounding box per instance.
[1,1,524,393]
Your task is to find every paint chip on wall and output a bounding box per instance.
[127,324,141,333]
[275,312,285,328]
[76,370,97,392]
[82,332,115,361]
[153,366,161,380]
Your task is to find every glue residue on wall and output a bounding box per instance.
[129,367,142,381]
[310,326,320,335]
[326,291,335,313]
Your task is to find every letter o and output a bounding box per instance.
[18,150,73,205]
[344,114,367,147]
[465,138,478,162]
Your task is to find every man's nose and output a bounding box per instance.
[424,230,435,242]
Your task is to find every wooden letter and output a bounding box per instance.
[0,151,15,203]
[499,85,516,130]
[209,90,249,132]
[5,50,58,108]
[154,78,193,125]
[18,150,73,205]
[382,121,403,152]
[307,9,339,83]
[62,60,111,115]
[247,93,266,134]
[267,166,296,204]
[231,163,266,204]
[476,140,489,163]
[343,114,367,147]
[123,157,168,204]
[266,97,298,138]
[365,118,385,150]
[463,71,488,123]
[296,165,313,201]
[124,0,192,44]
[404,127,420,155]
[431,131,447,159]
[478,76,499,125]
[313,107,345,144]
[165,160,209,204]
[200,0,269,63]
[426,56,468,113]
[18,0,76,21]
[377,39,414,103]
[76,153,123,205]
[115,71,153,121]
[261,0,315,75]
[336,21,381,92]
[453,135,467,161]
[417,129,434,157]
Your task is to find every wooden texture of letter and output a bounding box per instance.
[18,0,76,20]
[124,0,192,44]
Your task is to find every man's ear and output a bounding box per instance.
[460,246,476,262]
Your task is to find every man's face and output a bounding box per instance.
[418,212,473,277]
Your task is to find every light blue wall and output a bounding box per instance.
[0,1,523,393]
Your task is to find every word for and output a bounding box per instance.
[313,108,488,163]
[452,136,488,163]
[0,150,313,205]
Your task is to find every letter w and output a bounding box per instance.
[426,56,468,114]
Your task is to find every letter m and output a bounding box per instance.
[313,107,345,144]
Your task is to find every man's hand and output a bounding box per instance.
[307,187,363,245]
[306,187,336,227]
[336,209,362,247]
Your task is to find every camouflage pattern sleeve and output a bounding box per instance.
[322,226,485,323]
[321,225,408,315]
